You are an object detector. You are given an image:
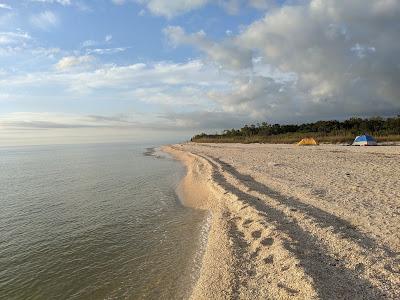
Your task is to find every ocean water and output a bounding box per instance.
[0,143,206,299]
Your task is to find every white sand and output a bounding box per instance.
[163,143,400,299]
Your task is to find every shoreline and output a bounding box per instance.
[162,143,400,299]
[162,145,240,299]
[162,145,235,299]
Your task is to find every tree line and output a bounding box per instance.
[191,116,400,142]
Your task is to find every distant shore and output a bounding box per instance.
[190,116,400,145]
[163,143,400,299]
[191,134,400,145]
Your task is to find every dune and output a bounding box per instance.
[163,143,400,299]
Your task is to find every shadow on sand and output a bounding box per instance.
[200,154,387,299]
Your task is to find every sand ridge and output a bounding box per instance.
[163,143,400,299]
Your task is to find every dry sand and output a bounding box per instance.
[163,143,400,299]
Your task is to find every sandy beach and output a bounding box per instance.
[163,143,400,299]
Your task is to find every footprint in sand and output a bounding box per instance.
[355,263,365,273]
[277,283,299,295]
[261,237,274,246]
[264,255,274,264]
[251,230,262,239]
[250,247,261,259]
[258,220,268,226]
[243,219,253,226]
[281,265,290,271]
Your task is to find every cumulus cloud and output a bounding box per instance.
[0,60,227,110]
[30,11,59,30]
[3,0,400,134]
[0,57,294,129]
[208,76,293,118]
[164,0,400,124]
[164,26,253,70]
[242,0,398,115]
[55,55,94,70]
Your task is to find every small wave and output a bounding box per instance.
[186,212,212,297]
[143,147,156,156]
[143,147,169,159]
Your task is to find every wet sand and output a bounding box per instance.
[163,143,400,299]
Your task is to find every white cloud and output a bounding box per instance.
[164,0,400,124]
[1,59,225,98]
[55,55,95,70]
[135,0,208,18]
[31,47,61,58]
[105,34,113,43]
[2,0,400,133]
[81,35,115,49]
[86,47,127,55]
[237,0,399,114]
[0,31,63,57]
[126,0,272,18]
[0,31,32,55]
[30,0,72,5]
[0,31,31,45]
[30,11,59,30]
[0,57,295,129]
[29,0,91,12]
[164,26,253,69]
[81,40,97,48]
[0,3,12,10]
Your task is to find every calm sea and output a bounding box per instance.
[0,143,206,299]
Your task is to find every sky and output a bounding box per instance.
[0,0,399,145]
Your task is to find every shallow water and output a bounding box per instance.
[0,143,205,299]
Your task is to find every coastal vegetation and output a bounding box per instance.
[191,116,400,144]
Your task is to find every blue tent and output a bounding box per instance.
[352,134,377,146]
